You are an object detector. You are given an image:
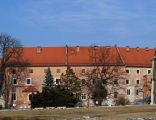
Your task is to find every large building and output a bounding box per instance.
[7,46,154,108]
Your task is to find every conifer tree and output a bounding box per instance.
[61,66,81,93]
[43,67,54,91]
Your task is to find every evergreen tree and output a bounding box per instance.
[43,67,54,91]
[92,80,107,106]
[61,66,81,93]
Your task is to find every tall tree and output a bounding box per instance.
[0,33,23,108]
[85,46,125,106]
[43,67,54,91]
[92,80,107,105]
[61,66,81,93]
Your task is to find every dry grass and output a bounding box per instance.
[0,105,156,120]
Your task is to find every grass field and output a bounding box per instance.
[0,105,156,120]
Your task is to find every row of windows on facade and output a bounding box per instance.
[12,78,31,85]
[12,93,32,101]
[126,79,140,85]
[126,69,151,74]
[126,89,140,96]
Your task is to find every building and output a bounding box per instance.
[6,46,155,108]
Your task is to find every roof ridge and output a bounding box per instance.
[115,46,125,65]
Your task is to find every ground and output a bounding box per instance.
[0,105,156,120]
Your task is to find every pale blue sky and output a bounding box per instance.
[0,0,156,47]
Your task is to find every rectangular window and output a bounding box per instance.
[56,69,61,74]
[12,78,17,85]
[136,80,140,84]
[81,69,85,74]
[26,78,32,85]
[29,69,33,73]
[12,92,16,100]
[135,89,139,95]
[114,79,118,84]
[56,79,60,84]
[126,79,129,84]
[148,70,151,74]
[137,70,140,74]
[126,69,129,74]
[127,89,130,95]
[81,93,87,100]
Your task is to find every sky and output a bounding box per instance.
[0,0,156,47]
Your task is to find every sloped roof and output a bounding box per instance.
[118,47,155,67]
[20,46,123,66]
[21,47,66,66]
[22,85,38,92]
[8,46,155,67]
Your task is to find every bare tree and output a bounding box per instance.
[0,33,23,108]
[84,46,125,106]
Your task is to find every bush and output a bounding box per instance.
[31,87,79,108]
[116,96,129,106]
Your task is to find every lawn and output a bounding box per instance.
[0,105,156,120]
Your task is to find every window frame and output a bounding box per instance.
[26,78,32,85]
[126,79,129,85]
[81,93,87,100]
[12,78,17,85]
[126,69,129,74]
[126,89,130,95]
[12,92,16,101]
[56,69,61,74]
[136,69,140,74]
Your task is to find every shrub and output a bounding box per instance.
[116,96,129,106]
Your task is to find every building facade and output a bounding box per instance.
[7,46,154,108]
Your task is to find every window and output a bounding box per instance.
[126,79,129,84]
[12,78,17,85]
[81,93,87,100]
[136,80,140,84]
[137,70,140,74]
[127,89,130,95]
[12,69,16,74]
[82,79,86,85]
[92,69,96,73]
[92,79,95,84]
[56,79,60,84]
[81,69,85,74]
[148,70,151,74]
[114,92,118,98]
[28,94,32,101]
[12,92,16,100]
[26,78,32,85]
[29,69,33,73]
[135,89,139,95]
[126,69,129,74]
[56,69,61,74]
[114,79,118,84]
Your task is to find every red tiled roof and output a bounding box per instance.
[20,46,124,66]
[21,47,66,66]
[9,46,155,67]
[22,85,38,92]
[118,47,155,67]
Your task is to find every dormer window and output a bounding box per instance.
[36,46,42,54]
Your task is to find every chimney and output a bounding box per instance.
[136,46,139,51]
[145,47,149,51]
[126,46,130,52]
[36,46,42,54]
[76,46,80,52]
